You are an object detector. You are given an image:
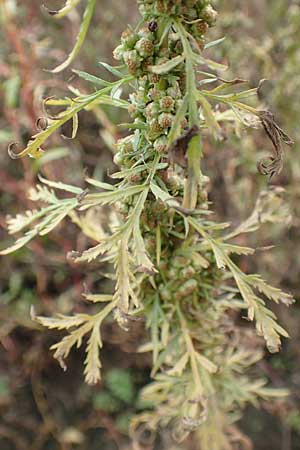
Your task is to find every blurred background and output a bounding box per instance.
[0,1,299,449]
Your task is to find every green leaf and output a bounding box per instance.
[204,37,226,50]
[38,175,83,195]
[73,69,111,87]
[80,184,145,210]
[99,62,125,78]
[49,0,96,73]
[167,94,188,145]
[192,53,228,72]
[150,182,173,203]
[150,55,185,74]
[198,93,222,138]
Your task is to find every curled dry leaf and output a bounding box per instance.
[168,125,199,168]
[257,110,294,179]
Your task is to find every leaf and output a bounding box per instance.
[28,185,59,204]
[43,0,81,19]
[221,243,255,256]
[150,55,185,74]
[80,184,145,210]
[195,352,218,374]
[38,175,83,195]
[133,221,156,275]
[114,239,131,313]
[73,69,111,87]
[69,239,113,263]
[198,94,222,138]
[85,177,115,190]
[99,62,125,78]
[167,94,188,146]
[204,37,226,50]
[167,352,189,376]
[5,205,57,234]
[150,182,173,203]
[247,274,294,306]
[169,126,200,169]
[84,325,102,384]
[35,313,88,330]
[210,241,226,270]
[49,0,96,73]
[7,90,107,159]
[192,53,228,72]
[83,293,114,303]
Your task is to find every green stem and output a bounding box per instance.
[176,21,203,209]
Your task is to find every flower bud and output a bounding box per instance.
[154,136,168,153]
[160,286,172,301]
[176,279,197,298]
[113,44,124,61]
[113,151,124,166]
[123,50,141,73]
[121,28,139,49]
[202,5,218,26]
[181,266,196,278]
[159,96,175,112]
[116,135,134,154]
[148,87,161,101]
[147,119,164,140]
[136,38,154,57]
[145,101,160,118]
[193,20,209,36]
[128,103,138,118]
[167,267,177,280]
[158,112,173,129]
[172,256,189,268]
[167,83,181,99]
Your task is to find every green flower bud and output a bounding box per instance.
[172,256,189,269]
[158,112,173,129]
[147,119,164,140]
[167,83,181,99]
[113,151,124,166]
[176,279,198,299]
[128,103,138,118]
[113,44,124,61]
[181,266,196,278]
[193,20,209,36]
[137,25,154,41]
[145,101,160,118]
[154,136,168,153]
[153,199,165,214]
[148,87,161,101]
[202,5,218,26]
[160,287,172,301]
[136,38,154,57]
[159,96,175,111]
[167,267,177,280]
[116,135,134,154]
[155,0,168,14]
[167,174,184,193]
[123,50,141,73]
[121,28,139,49]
